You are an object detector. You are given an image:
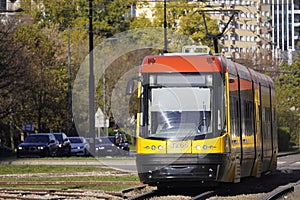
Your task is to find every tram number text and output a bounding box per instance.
[170,141,189,149]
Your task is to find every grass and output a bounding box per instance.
[0,175,139,182]
[0,165,140,191]
[0,164,111,174]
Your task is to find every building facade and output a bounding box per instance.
[271,0,300,64]
[0,0,21,13]
[209,0,272,66]
[135,0,299,65]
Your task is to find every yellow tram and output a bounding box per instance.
[130,46,277,188]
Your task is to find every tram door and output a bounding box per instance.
[229,74,242,167]
[239,79,255,177]
[229,74,256,177]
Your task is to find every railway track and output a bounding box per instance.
[0,182,145,200]
[0,181,141,186]
[262,180,300,200]
[0,170,299,199]
[127,188,216,200]
[263,186,294,200]
[0,184,148,200]
[0,181,299,200]
[0,188,115,199]
[127,179,300,200]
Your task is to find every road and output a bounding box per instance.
[277,151,300,170]
[1,151,299,173]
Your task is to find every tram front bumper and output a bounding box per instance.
[136,154,227,185]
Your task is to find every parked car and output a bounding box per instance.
[53,133,71,157]
[69,136,90,156]
[17,133,59,158]
[95,136,130,157]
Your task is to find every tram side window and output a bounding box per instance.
[230,97,239,136]
[243,100,254,136]
[261,107,271,140]
[272,108,277,142]
[265,107,271,137]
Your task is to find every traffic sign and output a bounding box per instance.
[22,124,34,131]
[95,108,109,128]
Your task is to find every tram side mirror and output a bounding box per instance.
[126,77,138,95]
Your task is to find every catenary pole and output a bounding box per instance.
[88,0,95,155]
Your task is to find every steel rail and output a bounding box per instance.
[191,190,216,200]
[127,189,217,200]
[127,190,158,200]
[263,179,300,200]
[263,186,294,200]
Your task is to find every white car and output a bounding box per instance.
[69,137,90,156]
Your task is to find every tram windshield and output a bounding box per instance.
[139,73,224,140]
[150,87,211,138]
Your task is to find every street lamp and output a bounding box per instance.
[101,37,119,136]
[163,0,167,52]
[67,26,88,135]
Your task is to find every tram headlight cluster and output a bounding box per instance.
[195,145,215,150]
[145,145,164,151]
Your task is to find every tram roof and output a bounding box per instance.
[140,55,223,73]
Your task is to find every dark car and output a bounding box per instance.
[69,136,90,156]
[17,133,59,158]
[53,133,71,157]
[95,136,130,157]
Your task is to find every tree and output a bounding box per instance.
[275,54,300,149]
[0,17,31,148]
[129,13,152,30]
[179,11,220,50]
[0,17,28,119]
[152,1,219,51]
[22,0,135,36]
[14,23,69,133]
[0,15,70,148]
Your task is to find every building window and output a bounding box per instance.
[0,0,7,10]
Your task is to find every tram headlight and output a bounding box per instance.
[208,168,214,178]
[225,135,230,152]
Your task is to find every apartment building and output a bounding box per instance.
[0,0,21,13]
[207,1,272,66]
[271,0,300,64]
[135,0,299,65]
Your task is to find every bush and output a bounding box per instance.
[278,127,291,152]
[0,146,15,158]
